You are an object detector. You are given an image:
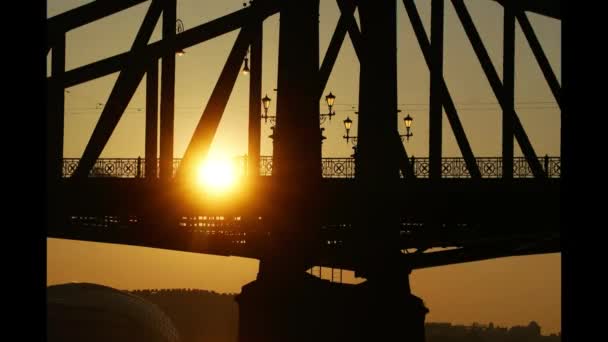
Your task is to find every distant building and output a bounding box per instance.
[426,321,559,342]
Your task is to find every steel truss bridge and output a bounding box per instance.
[46,0,562,276]
[47,0,561,340]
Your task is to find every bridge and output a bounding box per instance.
[46,0,562,341]
[51,155,560,269]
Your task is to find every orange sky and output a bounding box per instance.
[46,0,561,335]
[47,238,561,335]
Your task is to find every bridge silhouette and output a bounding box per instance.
[51,154,560,270]
[46,0,561,341]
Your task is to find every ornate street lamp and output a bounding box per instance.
[320,91,336,123]
[342,116,357,144]
[261,94,276,124]
[400,114,413,142]
[176,19,186,56]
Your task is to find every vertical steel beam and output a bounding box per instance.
[560,20,566,182]
[356,0,399,182]
[354,0,404,283]
[429,0,444,179]
[451,0,545,178]
[402,0,480,178]
[160,0,176,179]
[274,0,321,180]
[248,11,263,179]
[336,0,418,180]
[48,34,65,180]
[331,1,417,180]
[516,12,561,110]
[146,60,159,179]
[503,2,515,179]
[257,0,321,279]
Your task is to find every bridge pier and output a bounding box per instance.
[236,270,428,342]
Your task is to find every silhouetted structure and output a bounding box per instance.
[47,0,561,341]
[47,283,180,342]
[129,288,561,342]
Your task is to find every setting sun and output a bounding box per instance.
[196,158,238,194]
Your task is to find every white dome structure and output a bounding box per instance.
[47,283,180,342]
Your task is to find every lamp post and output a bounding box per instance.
[320,91,336,124]
[400,114,413,142]
[176,19,186,56]
[261,94,276,124]
[242,48,250,75]
[341,116,358,160]
[342,116,357,145]
[261,92,329,145]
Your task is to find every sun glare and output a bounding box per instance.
[196,158,238,194]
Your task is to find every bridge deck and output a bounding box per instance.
[48,176,560,270]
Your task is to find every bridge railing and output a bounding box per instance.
[411,156,561,178]
[62,156,560,179]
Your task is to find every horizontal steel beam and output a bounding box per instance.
[47,0,149,35]
[492,0,561,20]
[405,238,560,269]
[49,1,280,88]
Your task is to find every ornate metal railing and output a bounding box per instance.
[410,156,561,178]
[62,156,560,179]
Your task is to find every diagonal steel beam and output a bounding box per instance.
[52,2,280,88]
[451,0,545,178]
[318,0,358,100]
[72,0,163,179]
[176,28,253,179]
[492,0,560,20]
[516,11,562,110]
[336,0,363,60]
[402,0,481,178]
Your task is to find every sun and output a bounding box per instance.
[196,158,238,194]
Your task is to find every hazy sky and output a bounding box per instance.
[47,0,561,335]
